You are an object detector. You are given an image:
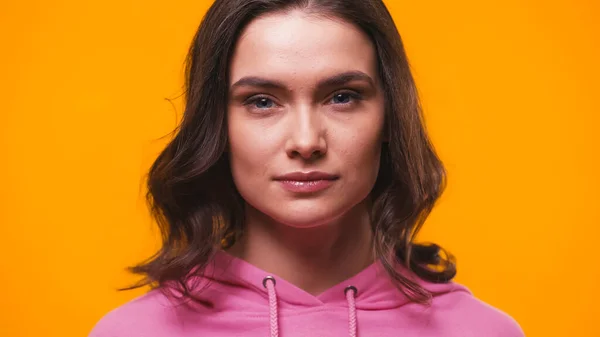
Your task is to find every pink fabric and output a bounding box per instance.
[89,250,525,337]
[264,277,279,337]
[345,286,357,337]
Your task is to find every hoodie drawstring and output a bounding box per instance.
[344,286,358,337]
[263,276,279,337]
[263,276,358,337]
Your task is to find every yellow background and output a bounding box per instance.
[1,0,598,336]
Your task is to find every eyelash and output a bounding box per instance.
[243,90,363,111]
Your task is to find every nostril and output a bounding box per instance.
[290,149,325,160]
[310,150,324,160]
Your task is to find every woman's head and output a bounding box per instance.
[131,0,456,302]
[228,10,385,228]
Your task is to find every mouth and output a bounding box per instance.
[273,171,339,193]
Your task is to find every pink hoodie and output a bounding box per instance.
[89,250,524,337]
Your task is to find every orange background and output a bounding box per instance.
[1,1,598,336]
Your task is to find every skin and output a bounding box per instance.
[226,10,386,295]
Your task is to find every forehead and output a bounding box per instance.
[229,11,378,85]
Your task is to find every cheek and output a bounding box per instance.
[227,118,276,186]
[344,141,382,180]
[336,123,384,175]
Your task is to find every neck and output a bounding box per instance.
[227,200,375,296]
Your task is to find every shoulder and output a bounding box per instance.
[88,289,186,337]
[426,282,525,337]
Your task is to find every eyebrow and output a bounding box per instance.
[229,71,375,92]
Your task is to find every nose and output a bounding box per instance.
[285,106,327,160]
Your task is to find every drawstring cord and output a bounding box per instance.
[263,276,358,337]
[263,276,279,337]
[344,286,358,337]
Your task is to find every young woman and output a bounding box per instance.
[90,0,524,336]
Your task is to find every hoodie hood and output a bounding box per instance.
[178,250,473,337]
[192,251,468,337]
[89,250,525,337]
[197,250,469,311]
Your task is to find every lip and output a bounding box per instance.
[274,171,339,181]
[274,171,339,193]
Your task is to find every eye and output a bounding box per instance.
[329,91,362,105]
[242,95,280,114]
[248,96,275,109]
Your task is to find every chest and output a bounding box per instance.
[157,308,490,337]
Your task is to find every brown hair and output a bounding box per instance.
[127,0,456,303]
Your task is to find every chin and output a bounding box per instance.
[263,200,353,229]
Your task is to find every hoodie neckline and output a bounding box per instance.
[204,250,415,309]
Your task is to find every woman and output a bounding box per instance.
[90,0,524,336]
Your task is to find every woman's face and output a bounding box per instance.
[227,11,385,228]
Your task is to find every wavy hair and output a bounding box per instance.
[127,0,456,303]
